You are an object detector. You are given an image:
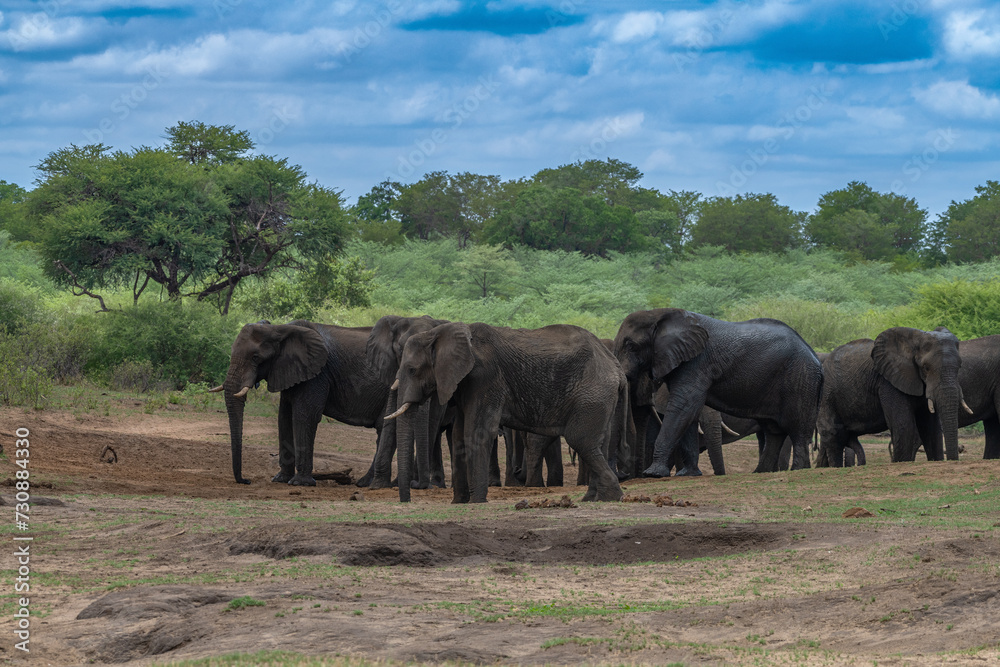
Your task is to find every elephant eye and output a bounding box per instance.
[407,367,416,376]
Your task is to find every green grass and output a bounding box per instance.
[227,596,266,611]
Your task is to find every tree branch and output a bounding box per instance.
[54,261,110,312]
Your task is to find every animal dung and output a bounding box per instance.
[514,495,577,509]
[842,507,875,518]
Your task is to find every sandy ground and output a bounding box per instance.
[0,397,998,666]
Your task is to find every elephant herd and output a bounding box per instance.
[211,309,1000,503]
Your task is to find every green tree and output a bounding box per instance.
[165,120,254,165]
[691,193,804,253]
[350,180,404,244]
[532,158,658,211]
[938,181,1000,263]
[454,243,521,298]
[26,124,347,313]
[395,171,460,240]
[0,180,29,243]
[806,181,927,260]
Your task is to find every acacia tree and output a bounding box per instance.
[27,124,346,313]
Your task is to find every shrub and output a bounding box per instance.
[109,359,164,393]
[0,334,52,409]
[909,279,1000,339]
[0,279,46,334]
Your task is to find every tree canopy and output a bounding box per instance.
[22,124,347,313]
[936,180,1000,264]
[691,193,804,254]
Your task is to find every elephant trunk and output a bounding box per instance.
[413,404,432,490]
[225,390,250,484]
[397,403,415,502]
[930,376,962,461]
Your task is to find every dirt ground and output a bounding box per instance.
[1,396,999,666]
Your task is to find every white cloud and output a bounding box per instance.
[943,9,1000,59]
[913,80,1000,118]
[1,14,91,52]
[612,12,663,43]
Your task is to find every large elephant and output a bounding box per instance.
[817,327,967,466]
[389,322,627,503]
[366,315,451,501]
[212,320,389,486]
[957,334,1000,459]
[614,309,822,476]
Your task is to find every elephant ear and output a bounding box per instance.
[651,310,709,379]
[431,323,475,406]
[366,316,401,386]
[266,324,328,392]
[872,327,924,396]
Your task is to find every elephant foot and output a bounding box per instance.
[355,471,373,487]
[368,478,391,490]
[674,467,702,477]
[409,479,430,490]
[271,471,294,483]
[643,462,672,478]
[616,469,631,482]
[431,478,446,489]
[288,474,316,487]
[581,489,597,502]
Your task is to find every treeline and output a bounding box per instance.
[350,163,1000,266]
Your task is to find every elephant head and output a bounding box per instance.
[388,322,475,419]
[366,315,448,386]
[211,321,327,483]
[872,326,965,460]
[613,308,709,383]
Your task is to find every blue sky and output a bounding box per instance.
[1,1,999,217]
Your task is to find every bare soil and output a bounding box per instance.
[1,398,999,666]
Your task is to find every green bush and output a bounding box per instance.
[109,359,164,393]
[0,334,52,409]
[0,279,47,334]
[909,279,1000,339]
[82,301,246,388]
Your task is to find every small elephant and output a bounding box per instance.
[390,322,627,503]
[213,320,389,486]
[817,327,967,466]
[614,309,823,476]
[366,315,451,501]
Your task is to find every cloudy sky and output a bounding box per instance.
[1,0,998,216]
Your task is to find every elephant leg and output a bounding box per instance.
[289,400,321,486]
[915,409,944,461]
[410,403,433,490]
[674,421,702,476]
[777,437,791,471]
[701,409,725,476]
[367,390,398,489]
[272,393,296,483]
[468,414,501,502]
[756,428,786,473]
[570,419,624,502]
[544,437,564,487]
[524,433,547,487]
[503,428,516,486]
[451,411,470,504]
[849,436,866,465]
[429,428,446,488]
[489,435,502,487]
[984,416,1000,459]
[576,457,588,486]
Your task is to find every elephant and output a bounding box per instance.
[503,429,563,487]
[614,309,823,476]
[389,322,627,503]
[816,327,967,467]
[366,315,451,501]
[956,334,1000,459]
[212,320,389,486]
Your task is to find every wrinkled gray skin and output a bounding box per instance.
[393,322,627,503]
[219,321,388,486]
[365,315,450,502]
[956,334,1000,459]
[614,309,823,476]
[817,327,964,466]
[503,429,563,487]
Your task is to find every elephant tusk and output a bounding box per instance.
[721,420,740,437]
[962,399,974,415]
[698,423,704,435]
[385,402,411,420]
[233,386,251,398]
[927,398,935,414]
[391,378,399,391]
[208,384,224,393]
